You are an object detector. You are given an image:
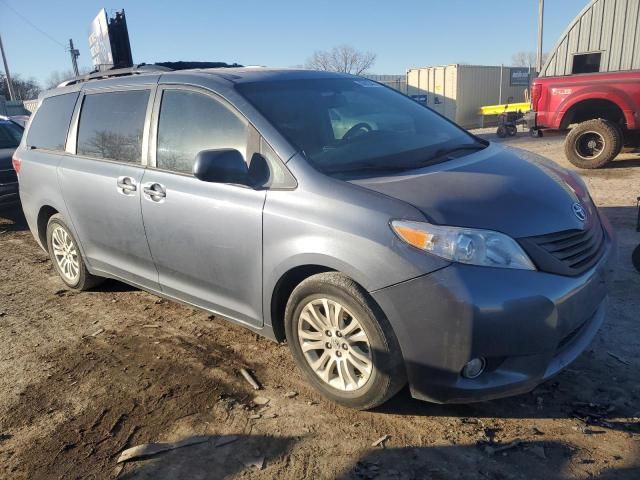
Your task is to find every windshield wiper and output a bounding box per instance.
[427,143,486,162]
[321,142,487,175]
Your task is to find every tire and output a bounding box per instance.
[507,125,517,136]
[46,214,103,291]
[564,119,622,169]
[284,272,406,410]
[496,125,508,138]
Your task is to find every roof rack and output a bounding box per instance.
[57,61,244,88]
[58,64,173,87]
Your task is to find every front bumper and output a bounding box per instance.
[371,225,615,404]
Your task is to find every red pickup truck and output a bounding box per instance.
[525,71,640,169]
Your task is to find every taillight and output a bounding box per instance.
[531,82,542,112]
[12,154,21,174]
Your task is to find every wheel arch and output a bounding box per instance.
[268,264,337,342]
[560,98,626,130]
[36,205,59,250]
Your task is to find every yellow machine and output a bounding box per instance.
[479,102,530,137]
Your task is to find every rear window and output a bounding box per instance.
[0,120,23,149]
[26,93,78,151]
[77,90,149,163]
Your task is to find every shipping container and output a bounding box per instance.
[406,64,530,128]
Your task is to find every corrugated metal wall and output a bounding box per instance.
[407,65,529,128]
[541,0,640,76]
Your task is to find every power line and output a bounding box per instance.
[0,0,66,49]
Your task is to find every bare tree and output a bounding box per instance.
[511,51,548,67]
[0,73,41,100]
[306,45,376,75]
[46,68,92,89]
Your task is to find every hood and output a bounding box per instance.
[350,144,595,239]
[0,148,15,170]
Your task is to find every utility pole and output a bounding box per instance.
[536,0,545,73]
[68,39,80,76]
[0,33,16,101]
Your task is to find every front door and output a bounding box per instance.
[140,86,265,327]
[59,88,159,289]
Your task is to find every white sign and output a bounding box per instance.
[88,9,113,68]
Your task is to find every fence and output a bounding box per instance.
[365,74,408,94]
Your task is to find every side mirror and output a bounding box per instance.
[193,149,248,185]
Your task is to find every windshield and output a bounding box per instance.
[237,77,484,176]
[0,120,24,149]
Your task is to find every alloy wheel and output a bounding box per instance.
[297,298,373,391]
[51,225,80,284]
[575,131,605,159]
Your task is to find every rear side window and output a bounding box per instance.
[26,93,78,151]
[156,89,247,174]
[77,90,149,163]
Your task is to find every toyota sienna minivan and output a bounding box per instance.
[14,66,615,409]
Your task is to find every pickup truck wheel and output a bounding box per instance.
[284,272,406,410]
[564,119,622,169]
[46,214,103,291]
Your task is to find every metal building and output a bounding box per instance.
[406,65,530,128]
[541,0,640,77]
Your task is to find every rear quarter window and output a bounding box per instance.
[26,93,79,151]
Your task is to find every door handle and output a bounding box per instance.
[143,182,166,201]
[116,176,137,195]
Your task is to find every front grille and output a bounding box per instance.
[0,168,17,184]
[518,218,605,276]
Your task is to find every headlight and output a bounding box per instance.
[391,220,535,270]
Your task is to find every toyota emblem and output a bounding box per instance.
[572,202,586,221]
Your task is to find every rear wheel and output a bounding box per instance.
[47,214,103,290]
[284,272,406,410]
[496,125,508,138]
[564,119,622,169]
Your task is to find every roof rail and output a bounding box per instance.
[58,63,173,87]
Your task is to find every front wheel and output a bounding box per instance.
[284,273,406,410]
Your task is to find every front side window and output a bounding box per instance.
[156,89,248,174]
[26,93,78,151]
[0,120,23,148]
[237,78,483,177]
[77,90,149,163]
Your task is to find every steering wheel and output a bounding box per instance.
[343,122,373,141]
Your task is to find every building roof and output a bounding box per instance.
[541,0,640,77]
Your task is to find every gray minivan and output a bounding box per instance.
[14,67,615,409]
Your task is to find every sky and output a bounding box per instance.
[1,0,590,86]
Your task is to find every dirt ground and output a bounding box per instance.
[1,129,639,480]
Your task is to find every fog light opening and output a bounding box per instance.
[462,357,486,379]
